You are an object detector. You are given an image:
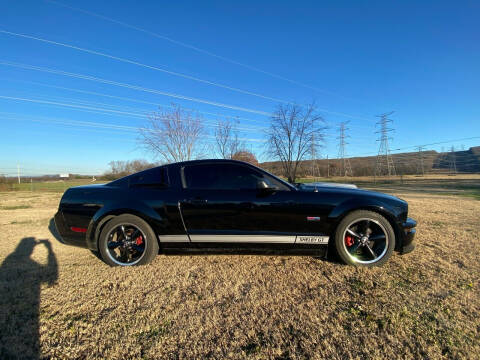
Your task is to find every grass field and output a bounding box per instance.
[0,184,479,359]
[301,174,480,200]
[4,179,103,193]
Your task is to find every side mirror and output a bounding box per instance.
[256,180,278,194]
[257,180,269,189]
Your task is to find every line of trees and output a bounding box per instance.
[137,102,325,182]
[120,102,480,182]
[104,160,157,180]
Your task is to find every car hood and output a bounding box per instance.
[298,184,405,203]
[298,182,357,189]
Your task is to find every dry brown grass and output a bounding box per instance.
[0,191,479,359]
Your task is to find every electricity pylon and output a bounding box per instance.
[448,146,457,174]
[374,112,396,177]
[416,145,425,175]
[337,121,353,177]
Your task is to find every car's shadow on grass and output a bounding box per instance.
[162,247,344,264]
[0,237,58,359]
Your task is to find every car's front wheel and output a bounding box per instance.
[334,210,395,266]
[98,214,159,266]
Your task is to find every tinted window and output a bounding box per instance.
[184,164,262,190]
[129,167,168,188]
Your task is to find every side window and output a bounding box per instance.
[129,167,168,188]
[184,164,262,190]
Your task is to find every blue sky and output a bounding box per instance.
[0,0,479,176]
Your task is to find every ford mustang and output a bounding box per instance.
[54,159,416,267]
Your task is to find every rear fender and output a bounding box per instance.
[86,201,164,251]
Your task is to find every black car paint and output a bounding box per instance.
[54,159,416,256]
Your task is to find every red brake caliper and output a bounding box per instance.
[135,236,143,245]
[345,235,354,247]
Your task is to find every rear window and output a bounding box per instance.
[129,167,168,188]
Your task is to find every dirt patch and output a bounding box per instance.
[0,191,479,359]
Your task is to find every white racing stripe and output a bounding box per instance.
[159,235,190,242]
[158,234,329,244]
[189,235,296,243]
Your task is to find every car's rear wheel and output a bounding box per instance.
[334,210,395,267]
[98,214,159,266]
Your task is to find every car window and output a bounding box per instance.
[129,167,168,188]
[184,163,264,190]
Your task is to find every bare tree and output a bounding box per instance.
[139,104,204,163]
[214,119,243,159]
[231,150,258,166]
[266,103,326,183]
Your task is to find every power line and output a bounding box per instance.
[3,78,379,135]
[0,29,297,105]
[0,29,374,121]
[46,0,362,101]
[0,112,267,143]
[354,136,480,158]
[0,60,271,115]
[0,61,377,128]
[0,94,267,132]
[0,29,373,121]
[5,78,265,125]
[0,95,266,131]
[374,112,396,177]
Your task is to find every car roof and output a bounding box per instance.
[168,159,254,168]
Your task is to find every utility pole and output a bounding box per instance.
[374,112,396,177]
[449,146,457,174]
[310,133,321,179]
[17,164,20,184]
[416,145,425,176]
[327,155,330,178]
[337,121,353,177]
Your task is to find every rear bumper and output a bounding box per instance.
[54,211,88,248]
[399,217,416,254]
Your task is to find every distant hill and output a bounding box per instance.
[260,146,480,177]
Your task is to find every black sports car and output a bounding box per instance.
[54,159,416,267]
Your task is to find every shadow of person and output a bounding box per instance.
[0,238,58,359]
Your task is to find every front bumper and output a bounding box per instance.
[400,217,416,254]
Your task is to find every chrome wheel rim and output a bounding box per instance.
[105,223,147,266]
[342,218,389,264]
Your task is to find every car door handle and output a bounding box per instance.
[185,198,208,205]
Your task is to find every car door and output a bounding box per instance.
[179,162,300,245]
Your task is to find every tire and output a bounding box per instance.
[334,210,395,267]
[98,214,159,267]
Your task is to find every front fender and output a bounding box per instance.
[328,198,394,220]
[85,200,165,251]
[327,198,405,249]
